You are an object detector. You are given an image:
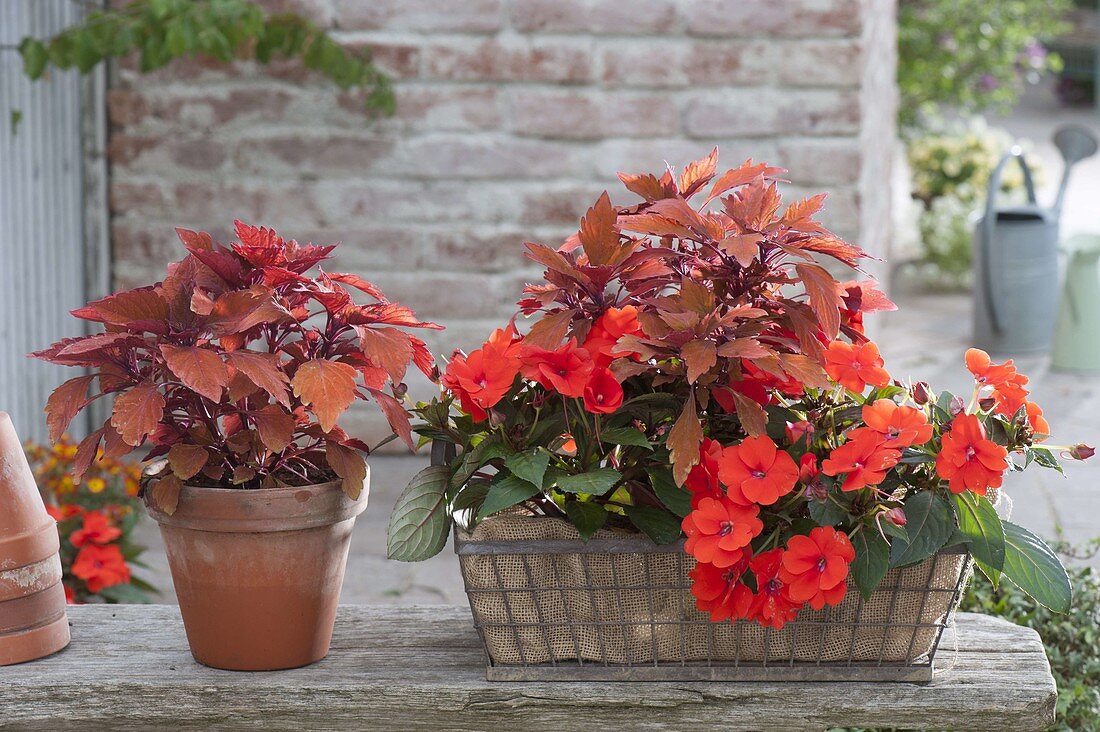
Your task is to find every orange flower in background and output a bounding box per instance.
[821,428,901,491]
[748,549,803,629]
[520,339,594,398]
[45,503,82,522]
[690,555,754,622]
[717,435,799,506]
[824,340,890,393]
[862,399,932,448]
[69,511,121,548]
[582,305,645,368]
[682,497,764,568]
[582,367,624,414]
[686,438,724,507]
[71,544,131,594]
[936,414,1008,495]
[779,527,855,610]
[442,325,523,422]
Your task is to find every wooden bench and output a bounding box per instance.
[0,605,1056,731]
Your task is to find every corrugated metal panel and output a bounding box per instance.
[0,0,89,442]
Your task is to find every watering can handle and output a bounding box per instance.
[980,148,1038,335]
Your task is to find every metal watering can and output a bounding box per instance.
[972,125,1098,355]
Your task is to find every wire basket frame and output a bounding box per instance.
[455,517,971,682]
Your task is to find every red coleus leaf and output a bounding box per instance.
[72,287,169,330]
[328,272,388,302]
[208,287,290,336]
[730,390,768,437]
[325,442,368,500]
[292,359,359,433]
[523,309,576,350]
[578,192,629,267]
[794,263,842,341]
[681,339,717,384]
[110,382,165,446]
[703,159,785,205]
[148,474,182,516]
[668,392,703,486]
[224,351,291,407]
[369,387,414,451]
[168,443,209,480]
[160,344,230,402]
[356,327,414,384]
[175,227,214,251]
[44,375,96,443]
[251,404,296,453]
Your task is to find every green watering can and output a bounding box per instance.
[1052,234,1100,372]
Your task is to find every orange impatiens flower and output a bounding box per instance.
[69,511,121,548]
[821,428,901,491]
[862,399,933,448]
[935,414,1008,495]
[520,339,594,398]
[582,367,624,414]
[71,544,131,594]
[442,325,523,422]
[582,305,645,368]
[747,549,803,629]
[1026,401,1050,437]
[824,340,890,393]
[686,438,725,507]
[964,348,1021,389]
[682,497,764,568]
[690,555,755,622]
[717,435,799,506]
[778,527,855,610]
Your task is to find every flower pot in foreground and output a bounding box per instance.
[456,513,970,682]
[0,412,70,665]
[146,476,368,671]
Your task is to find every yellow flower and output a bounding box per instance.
[86,478,106,494]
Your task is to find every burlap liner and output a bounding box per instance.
[458,513,969,667]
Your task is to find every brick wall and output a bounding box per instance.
[105,0,897,440]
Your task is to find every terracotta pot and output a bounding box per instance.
[145,473,368,671]
[0,412,70,665]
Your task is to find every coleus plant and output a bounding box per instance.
[386,150,1092,629]
[34,221,441,512]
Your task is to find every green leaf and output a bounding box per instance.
[600,427,653,450]
[951,492,1005,577]
[624,505,682,545]
[1001,521,1072,613]
[554,468,621,496]
[646,467,691,517]
[564,500,607,540]
[504,450,550,489]
[450,438,509,490]
[889,491,954,567]
[477,472,540,520]
[19,38,49,80]
[386,466,451,562]
[451,481,489,513]
[808,498,847,527]
[851,529,890,600]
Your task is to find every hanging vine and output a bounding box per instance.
[18,0,394,114]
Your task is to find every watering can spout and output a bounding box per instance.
[1053,125,1098,214]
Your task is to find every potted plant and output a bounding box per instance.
[387,151,1092,680]
[34,220,440,670]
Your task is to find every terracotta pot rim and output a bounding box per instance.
[0,520,61,572]
[146,475,368,533]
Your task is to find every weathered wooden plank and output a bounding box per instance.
[0,606,1055,731]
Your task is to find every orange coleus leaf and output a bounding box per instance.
[794,263,842,341]
[73,427,105,482]
[225,350,291,407]
[110,382,165,446]
[617,171,671,202]
[208,286,290,337]
[719,233,762,267]
[328,272,388,302]
[148,473,183,516]
[72,287,169,327]
[667,392,703,486]
[356,327,414,384]
[325,442,368,500]
[703,159,785,205]
[677,147,719,198]
[578,192,628,266]
[681,339,717,384]
[160,344,230,402]
[792,236,868,268]
[730,390,768,437]
[778,353,831,389]
[778,193,828,230]
[167,443,209,480]
[251,403,296,453]
[369,387,415,451]
[291,359,359,433]
[44,375,96,443]
[524,309,576,350]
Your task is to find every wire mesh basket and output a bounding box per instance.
[455,512,971,682]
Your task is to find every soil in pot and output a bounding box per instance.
[145,474,367,671]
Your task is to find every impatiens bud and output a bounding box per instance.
[798,453,819,483]
[978,396,996,412]
[786,420,815,446]
[1070,443,1095,460]
[393,382,408,399]
[911,381,931,405]
[949,395,966,416]
[884,507,906,526]
[488,409,506,428]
